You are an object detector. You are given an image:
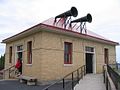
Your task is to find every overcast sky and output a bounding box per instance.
[0,0,120,62]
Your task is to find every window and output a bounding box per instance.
[104,48,109,64]
[16,45,23,61]
[85,47,94,52]
[27,41,32,64]
[9,46,12,63]
[64,42,72,64]
[17,45,23,51]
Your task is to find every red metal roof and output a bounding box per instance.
[2,17,119,45]
[42,17,107,40]
[41,17,119,45]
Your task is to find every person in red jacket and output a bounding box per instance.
[15,58,22,74]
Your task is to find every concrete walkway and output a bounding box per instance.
[74,74,106,90]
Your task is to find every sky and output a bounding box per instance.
[0,0,120,62]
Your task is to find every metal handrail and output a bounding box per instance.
[4,65,15,72]
[3,65,15,79]
[42,65,86,90]
[107,64,120,89]
[103,64,120,90]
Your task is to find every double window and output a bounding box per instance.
[27,41,32,64]
[64,42,72,64]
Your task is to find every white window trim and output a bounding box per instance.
[26,64,32,66]
[64,64,73,67]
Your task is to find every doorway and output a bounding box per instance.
[85,46,95,74]
[86,53,93,73]
[16,45,23,74]
[17,52,22,74]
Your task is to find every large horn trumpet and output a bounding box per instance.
[71,13,92,23]
[55,7,78,20]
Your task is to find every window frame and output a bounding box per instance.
[9,46,12,63]
[85,46,94,53]
[64,42,72,64]
[104,48,109,64]
[27,41,32,64]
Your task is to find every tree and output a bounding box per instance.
[0,54,5,70]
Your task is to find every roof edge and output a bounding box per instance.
[2,23,42,43]
[40,23,119,46]
[2,21,119,46]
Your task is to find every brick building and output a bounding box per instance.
[2,17,118,83]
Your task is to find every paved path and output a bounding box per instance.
[0,80,47,90]
[74,74,106,90]
[0,79,70,90]
[0,74,105,90]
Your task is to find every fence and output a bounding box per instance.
[103,64,120,90]
[42,65,86,90]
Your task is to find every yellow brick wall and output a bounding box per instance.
[4,32,43,79]
[40,32,116,81]
[4,30,116,82]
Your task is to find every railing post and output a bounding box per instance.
[81,67,83,79]
[63,78,65,90]
[72,72,74,90]
[84,65,86,76]
[77,69,79,83]
[103,65,105,83]
[9,69,10,78]
[106,76,108,90]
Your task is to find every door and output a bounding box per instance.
[86,53,93,73]
[17,52,22,74]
